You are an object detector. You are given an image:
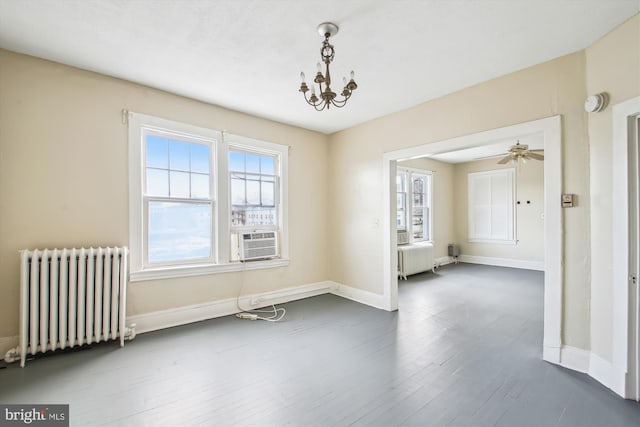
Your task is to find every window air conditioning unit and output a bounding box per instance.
[397,230,409,245]
[231,231,278,261]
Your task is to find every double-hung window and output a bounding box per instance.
[396,167,433,243]
[396,174,408,231]
[229,149,278,230]
[411,173,430,241]
[128,112,289,281]
[144,129,214,265]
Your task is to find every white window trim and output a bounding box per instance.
[141,127,217,269]
[228,142,280,234]
[225,133,289,257]
[397,166,433,244]
[467,168,516,244]
[128,112,289,282]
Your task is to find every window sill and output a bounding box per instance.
[130,258,290,282]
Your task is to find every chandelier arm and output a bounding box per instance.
[330,99,348,108]
[302,91,323,109]
[306,94,330,111]
[330,93,351,108]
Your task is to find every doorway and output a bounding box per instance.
[612,96,640,400]
[382,116,563,364]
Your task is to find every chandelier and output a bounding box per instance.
[299,22,358,111]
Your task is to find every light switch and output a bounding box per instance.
[562,194,576,208]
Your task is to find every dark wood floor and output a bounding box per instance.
[2,263,640,426]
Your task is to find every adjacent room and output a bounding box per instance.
[1,1,639,425]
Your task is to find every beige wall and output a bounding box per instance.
[453,157,544,262]
[586,14,640,361]
[397,157,455,259]
[328,51,590,348]
[0,49,329,338]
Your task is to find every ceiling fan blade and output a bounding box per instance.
[497,155,512,164]
[527,152,544,161]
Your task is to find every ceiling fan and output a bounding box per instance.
[497,141,544,164]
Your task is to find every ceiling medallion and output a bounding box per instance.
[299,22,358,111]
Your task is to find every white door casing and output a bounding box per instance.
[612,96,640,399]
[382,115,562,362]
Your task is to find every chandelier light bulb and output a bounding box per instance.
[350,70,355,80]
[311,85,316,95]
[316,62,322,73]
[300,72,306,83]
[343,76,347,86]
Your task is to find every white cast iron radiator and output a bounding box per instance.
[4,247,136,367]
[397,241,435,280]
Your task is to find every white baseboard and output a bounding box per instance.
[128,281,334,334]
[559,345,590,373]
[589,352,614,390]
[0,336,18,361]
[543,344,561,364]
[435,256,455,267]
[551,346,620,397]
[329,282,388,310]
[458,255,544,271]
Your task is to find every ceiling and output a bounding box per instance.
[426,134,543,164]
[0,1,638,134]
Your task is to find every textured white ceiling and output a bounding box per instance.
[0,0,638,134]
[427,133,544,164]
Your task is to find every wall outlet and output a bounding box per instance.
[250,298,261,306]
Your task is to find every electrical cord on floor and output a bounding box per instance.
[236,305,286,322]
[235,260,286,322]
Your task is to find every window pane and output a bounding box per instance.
[229,151,244,172]
[148,201,211,263]
[231,177,245,205]
[191,173,210,199]
[246,153,260,173]
[231,207,246,226]
[396,192,405,210]
[191,144,210,174]
[413,176,424,193]
[261,156,275,174]
[146,135,168,169]
[170,171,190,198]
[396,174,405,192]
[169,140,190,171]
[229,149,280,230]
[245,207,276,226]
[246,179,260,205]
[262,180,275,206]
[146,168,169,197]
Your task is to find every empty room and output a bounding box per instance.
[1,1,640,426]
